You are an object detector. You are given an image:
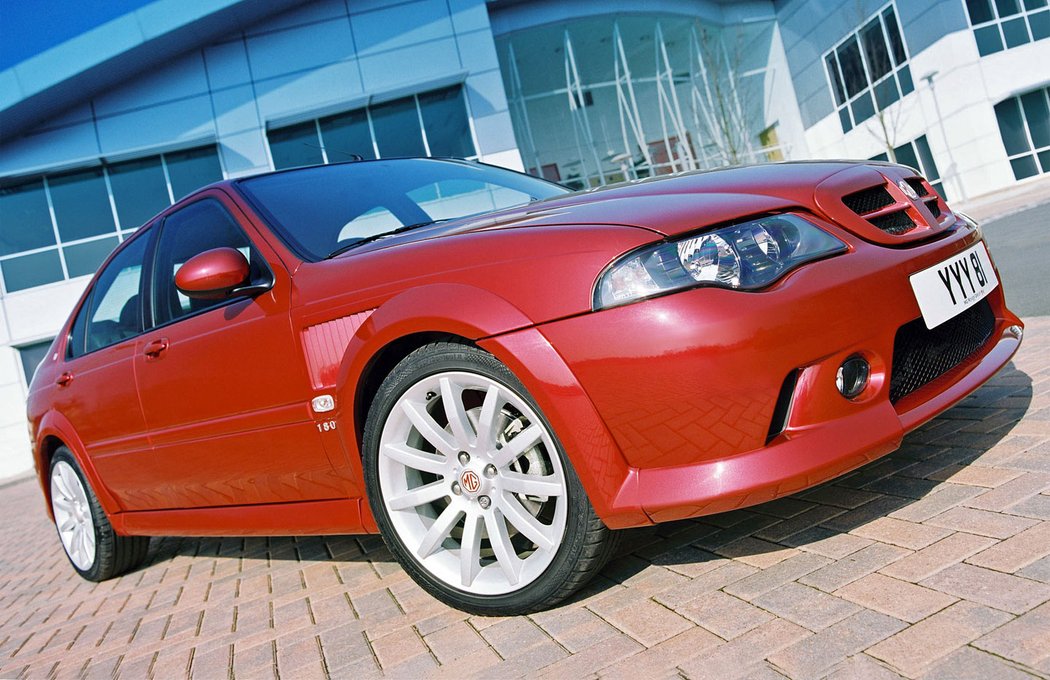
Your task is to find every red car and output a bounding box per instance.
[27,158,1022,614]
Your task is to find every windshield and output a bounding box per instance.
[236,159,570,261]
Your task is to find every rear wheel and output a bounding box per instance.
[49,447,150,581]
[363,342,617,614]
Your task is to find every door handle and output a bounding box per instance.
[144,337,170,359]
[56,372,74,387]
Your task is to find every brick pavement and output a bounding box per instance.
[1,318,1049,679]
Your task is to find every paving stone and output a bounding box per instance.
[766,610,907,680]
[713,537,800,569]
[1019,555,1050,583]
[850,517,952,550]
[677,591,774,640]
[928,465,1023,487]
[964,472,1050,511]
[879,532,997,583]
[834,573,956,623]
[824,653,905,679]
[866,601,1015,677]
[589,594,692,647]
[1008,493,1050,520]
[887,484,985,523]
[752,582,860,632]
[971,601,1050,671]
[800,543,911,592]
[678,619,812,680]
[918,645,1037,680]
[780,526,873,559]
[722,552,831,600]
[596,627,722,680]
[921,563,1050,614]
[966,520,1050,572]
[926,506,1039,539]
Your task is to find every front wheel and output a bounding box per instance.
[363,342,617,615]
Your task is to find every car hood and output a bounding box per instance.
[335,160,949,257]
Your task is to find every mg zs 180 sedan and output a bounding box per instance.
[28,158,1022,614]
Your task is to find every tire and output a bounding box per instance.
[49,447,150,581]
[363,341,618,615]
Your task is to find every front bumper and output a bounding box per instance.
[530,219,1022,526]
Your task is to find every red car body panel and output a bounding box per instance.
[26,160,1022,536]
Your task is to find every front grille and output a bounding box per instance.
[906,178,929,197]
[925,198,942,219]
[870,211,917,235]
[889,298,995,404]
[843,185,895,214]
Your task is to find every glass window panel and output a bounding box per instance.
[108,156,170,229]
[371,97,426,158]
[406,179,534,221]
[48,167,116,242]
[1010,154,1039,179]
[1,249,64,293]
[419,86,475,158]
[914,135,942,181]
[64,236,118,279]
[83,235,149,353]
[268,122,324,170]
[851,91,876,124]
[883,8,908,64]
[975,25,1005,53]
[0,179,56,256]
[894,142,921,170]
[898,65,914,95]
[967,0,996,23]
[870,152,890,162]
[1002,17,1031,46]
[18,339,53,384]
[1021,90,1050,148]
[1030,10,1050,40]
[1038,149,1050,172]
[1026,0,1049,9]
[862,19,893,81]
[825,54,846,105]
[839,107,853,133]
[996,0,1022,16]
[319,109,376,162]
[995,97,1033,155]
[874,78,900,109]
[836,38,868,98]
[931,181,946,199]
[153,200,260,325]
[165,146,223,200]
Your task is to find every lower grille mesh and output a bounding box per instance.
[870,211,917,235]
[889,298,995,404]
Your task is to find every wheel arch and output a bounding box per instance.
[34,411,121,521]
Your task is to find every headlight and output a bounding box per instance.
[594,214,847,309]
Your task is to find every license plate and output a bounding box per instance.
[909,242,998,329]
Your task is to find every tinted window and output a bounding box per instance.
[0,179,56,256]
[108,157,170,229]
[237,159,570,261]
[1,250,64,293]
[372,97,427,157]
[73,233,150,356]
[18,338,54,384]
[419,87,475,158]
[48,167,117,242]
[166,146,224,200]
[268,121,324,170]
[152,200,265,325]
[320,110,376,161]
[64,237,119,279]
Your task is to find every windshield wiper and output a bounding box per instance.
[324,219,448,259]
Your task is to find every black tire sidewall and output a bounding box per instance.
[362,343,593,615]
[49,447,112,581]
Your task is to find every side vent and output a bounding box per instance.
[301,310,376,388]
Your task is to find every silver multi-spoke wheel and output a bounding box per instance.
[378,370,568,595]
[50,460,97,571]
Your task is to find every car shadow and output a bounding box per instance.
[139,361,1034,599]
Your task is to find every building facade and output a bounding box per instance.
[1,0,1048,479]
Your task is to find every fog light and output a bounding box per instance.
[836,356,870,399]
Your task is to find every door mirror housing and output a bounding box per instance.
[175,247,251,300]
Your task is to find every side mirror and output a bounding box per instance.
[175,247,251,300]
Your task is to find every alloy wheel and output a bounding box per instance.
[50,460,97,571]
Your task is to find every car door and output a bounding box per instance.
[133,193,339,509]
[53,230,159,510]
